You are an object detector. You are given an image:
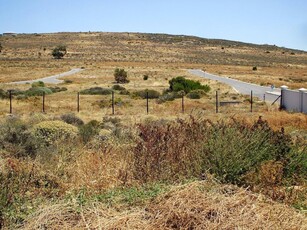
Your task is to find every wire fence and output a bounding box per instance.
[0,90,268,117]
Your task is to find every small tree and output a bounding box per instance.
[0,43,2,53]
[52,45,67,59]
[114,68,129,83]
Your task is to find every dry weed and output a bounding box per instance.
[20,180,307,229]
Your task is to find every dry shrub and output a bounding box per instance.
[21,181,307,229]
[133,117,210,182]
[67,148,131,190]
[259,160,284,186]
[148,181,307,229]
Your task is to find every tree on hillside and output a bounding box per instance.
[114,68,129,83]
[0,43,2,53]
[52,45,67,59]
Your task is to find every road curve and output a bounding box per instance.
[188,69,281,102]
[8,68,84,85]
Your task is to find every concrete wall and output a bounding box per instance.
[302,92,307,113]
[281,88,307,114]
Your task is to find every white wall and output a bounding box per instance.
[282,89,300,112]
[303,92,307,113]
[282,89,307,114]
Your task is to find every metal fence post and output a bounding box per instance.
[216,91,219,113]
[146,91,149,114]
[112,91,115,115]
[77,92,80,112]
[250,90,253,113]
[182,95,184,113]
[42,91,45,113]
[9,90,12,114]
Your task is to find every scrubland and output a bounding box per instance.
[0,32,306,229]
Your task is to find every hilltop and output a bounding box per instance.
[1,32,306,66]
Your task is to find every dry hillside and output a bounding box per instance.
[0,32,306,88]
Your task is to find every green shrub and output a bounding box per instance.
[60,113,84,126]
[31,81,45,88]
[0,116,41,157]
[114,68,129,83]
[24,87,53,96]
[0,89,8,99]
[284,147,307,181]
[112,84,126,91]
[80,87,112,95]
[169,76,210,94]
[78,120,101,143]
[132,89,160,99]
[33,120,78,145]
[252,66,257,71]
[201,119,292,185]
[143,75,149,80]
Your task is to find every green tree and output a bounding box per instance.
[0,43,2,53]
[169,76,210,94]
[114,68,129,83]
[52,45,67,59]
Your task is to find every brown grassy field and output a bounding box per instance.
[1,32,306,88]
[0,32,307,229]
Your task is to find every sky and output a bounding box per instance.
[1,0,306,51]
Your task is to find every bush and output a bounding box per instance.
[143,75,149,80]
[80,87,112,95]
[252,66,257,71]
[52,45,67,59]
[114,68,129,84]
[133,89,160,99]
[33,120,78,145]
[201,118,293,185]
[169,76,210,94]
[186,90,206,99]
[112,84,126,91]
[78,120,101,143]
[0,117,41,158]
[49,87,67,93]
[156,91,183,103]
[31,81,45,88]
[119,89,130,95]
[60,113,84,126]
[0,89,8,99]
[24,87,53,97]
[133,118,209,182]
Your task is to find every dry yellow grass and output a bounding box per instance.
[21,180,307,230]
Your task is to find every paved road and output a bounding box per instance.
[8,68,84,84]
[188,69,281,102]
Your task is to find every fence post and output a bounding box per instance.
[42,91,45,113]
[146,91,149,114]
[250,90,253,113]
[9,90,12,114]
[77,92,80,112]
[216,91,219,113]
[182,95,184,113]
[112,91,115,115]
